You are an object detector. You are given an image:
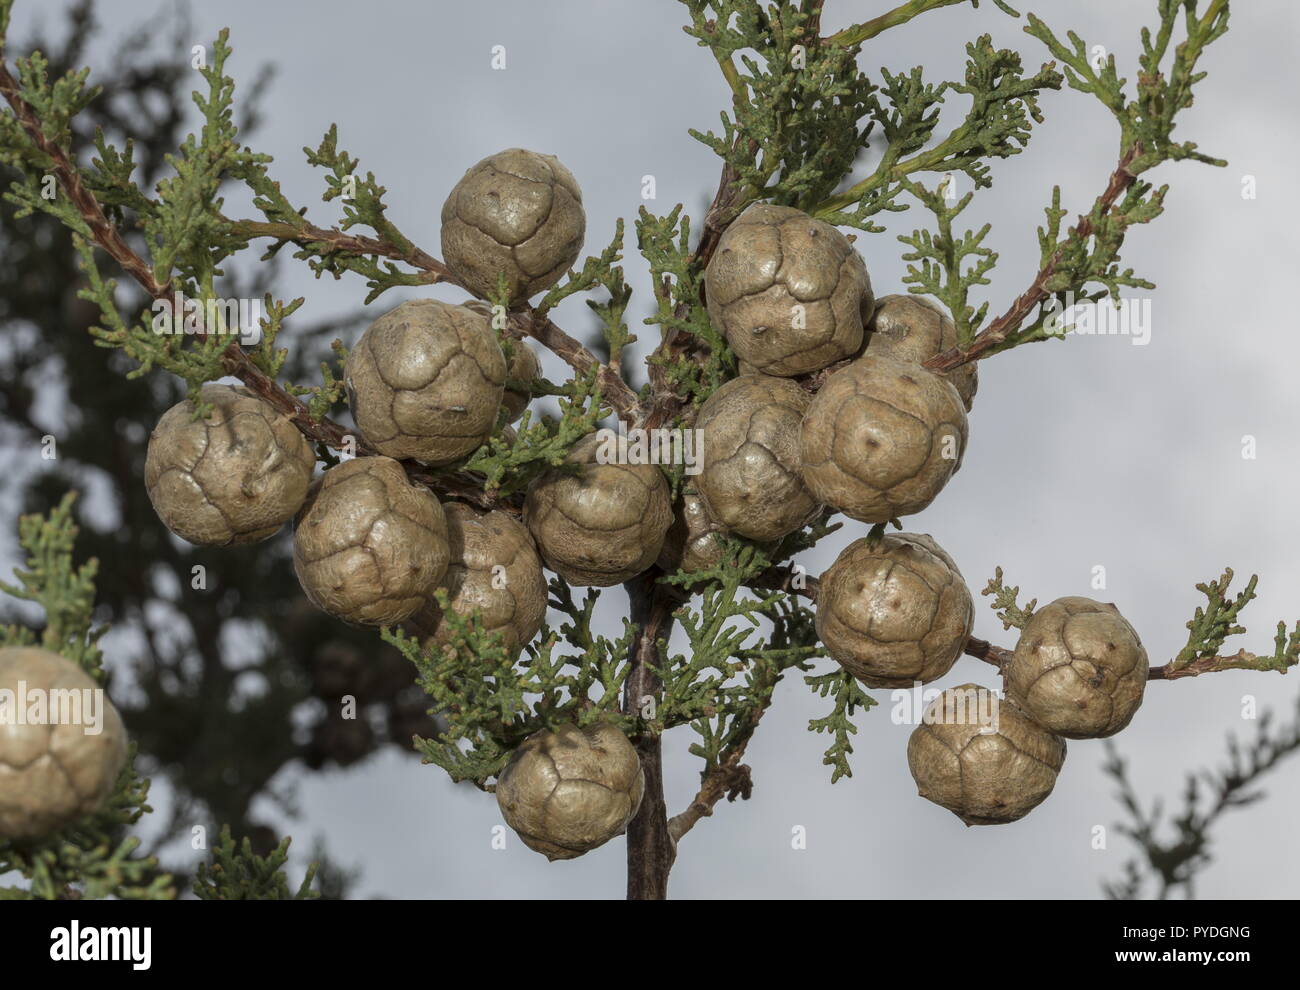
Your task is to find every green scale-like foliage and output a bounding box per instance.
[0,496,318,899]
[2,0,1295,900]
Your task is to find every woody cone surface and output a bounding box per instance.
[816,533,973,688]
[345,299,506,466]
[908,684,1067,826]
[865,294,978,410]
[145,384,315,546]
[657,490,728,577]
[441,148,586,305]
[0,648,128,840]
[800,353,967,523]
[524,433,672,587]
[501,341,541,425]
[704,203,873,376]
[1006,597,1148,739]
[293,456,450,626]
[694,375,819,542]
[496,722,644,861]
[408,503,547,658]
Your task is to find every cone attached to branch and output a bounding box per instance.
[907,684,1067,826]
[145,384,315,546]
[524,433,671,587]
[345,299,506,466]
[441,148,586,305]
[293,456,449,626]
[408,503,547,659]
[694,374,820,542]
[496,722,644,861]
[800,353,967,523]
[704,203,873,376]
[816,532,973,688]
[1005,597,1148,739]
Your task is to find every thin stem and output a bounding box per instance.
[751,570,1288,682]
[922,143,1144,372]
[233,217,643,423]
[825,0,969,48]
[622,573,677,900]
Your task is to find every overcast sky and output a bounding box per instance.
[6,0,1299,899]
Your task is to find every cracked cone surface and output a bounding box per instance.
[694,374,819,542]
[0,647,128,840]
[441,148,586,305]
[800,353,967,523]
[865,294,978,410]
[293,456,450,626]
[816,532,973,687]
[345,299,506,465]
[524,433,671,587]
[907,684,1066,826]
[496,722,644,861]
[145,384,315,546]
[407,503,547,659]
[1006,597,1148,739]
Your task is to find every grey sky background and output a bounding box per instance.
[5,0,1299,898]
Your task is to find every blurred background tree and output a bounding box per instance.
[0,0,433,895]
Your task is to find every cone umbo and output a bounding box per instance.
[0,647,128,840]
[907,684,1067,826]
[865,294,978,410]
[704,203,873,376]
[144,384,315,546]
[293,456,450,626]
[407,503,547,658]
[345,298,506,465]
[816,532,973,688]
[694,374,819,542]
[524,433,672,587]
[800,353,968,523]
[657,489,728,576]
[441,148,586,305]
[496,721,644,861]
[1005,597,1148,739]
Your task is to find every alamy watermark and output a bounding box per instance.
[891,683,1000,733]
[0,681,108,735]
[50,922,151,970]
[1043,290,1152,346]
[151,290,263,345]
[594,424,704,475]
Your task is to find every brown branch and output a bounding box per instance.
[964,636,1014,671]
[1148,650,1294,681]
[0,62,155,290]
[0,60,512,511]
[509,310,641,424]
[923,143,1144,374]
[667,740,754,843]
[231,216,455,281]
[622,573,678,900]
[233,217,643,425]
[751,567,1290,686]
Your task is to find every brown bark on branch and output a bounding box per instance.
[923,144,1144,374]
[667,743,754,844]
[1,68,514,510]
[231,216,455,281]
[748,568,1287,684]
[235,217,643,422]
[622,573,678,900]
